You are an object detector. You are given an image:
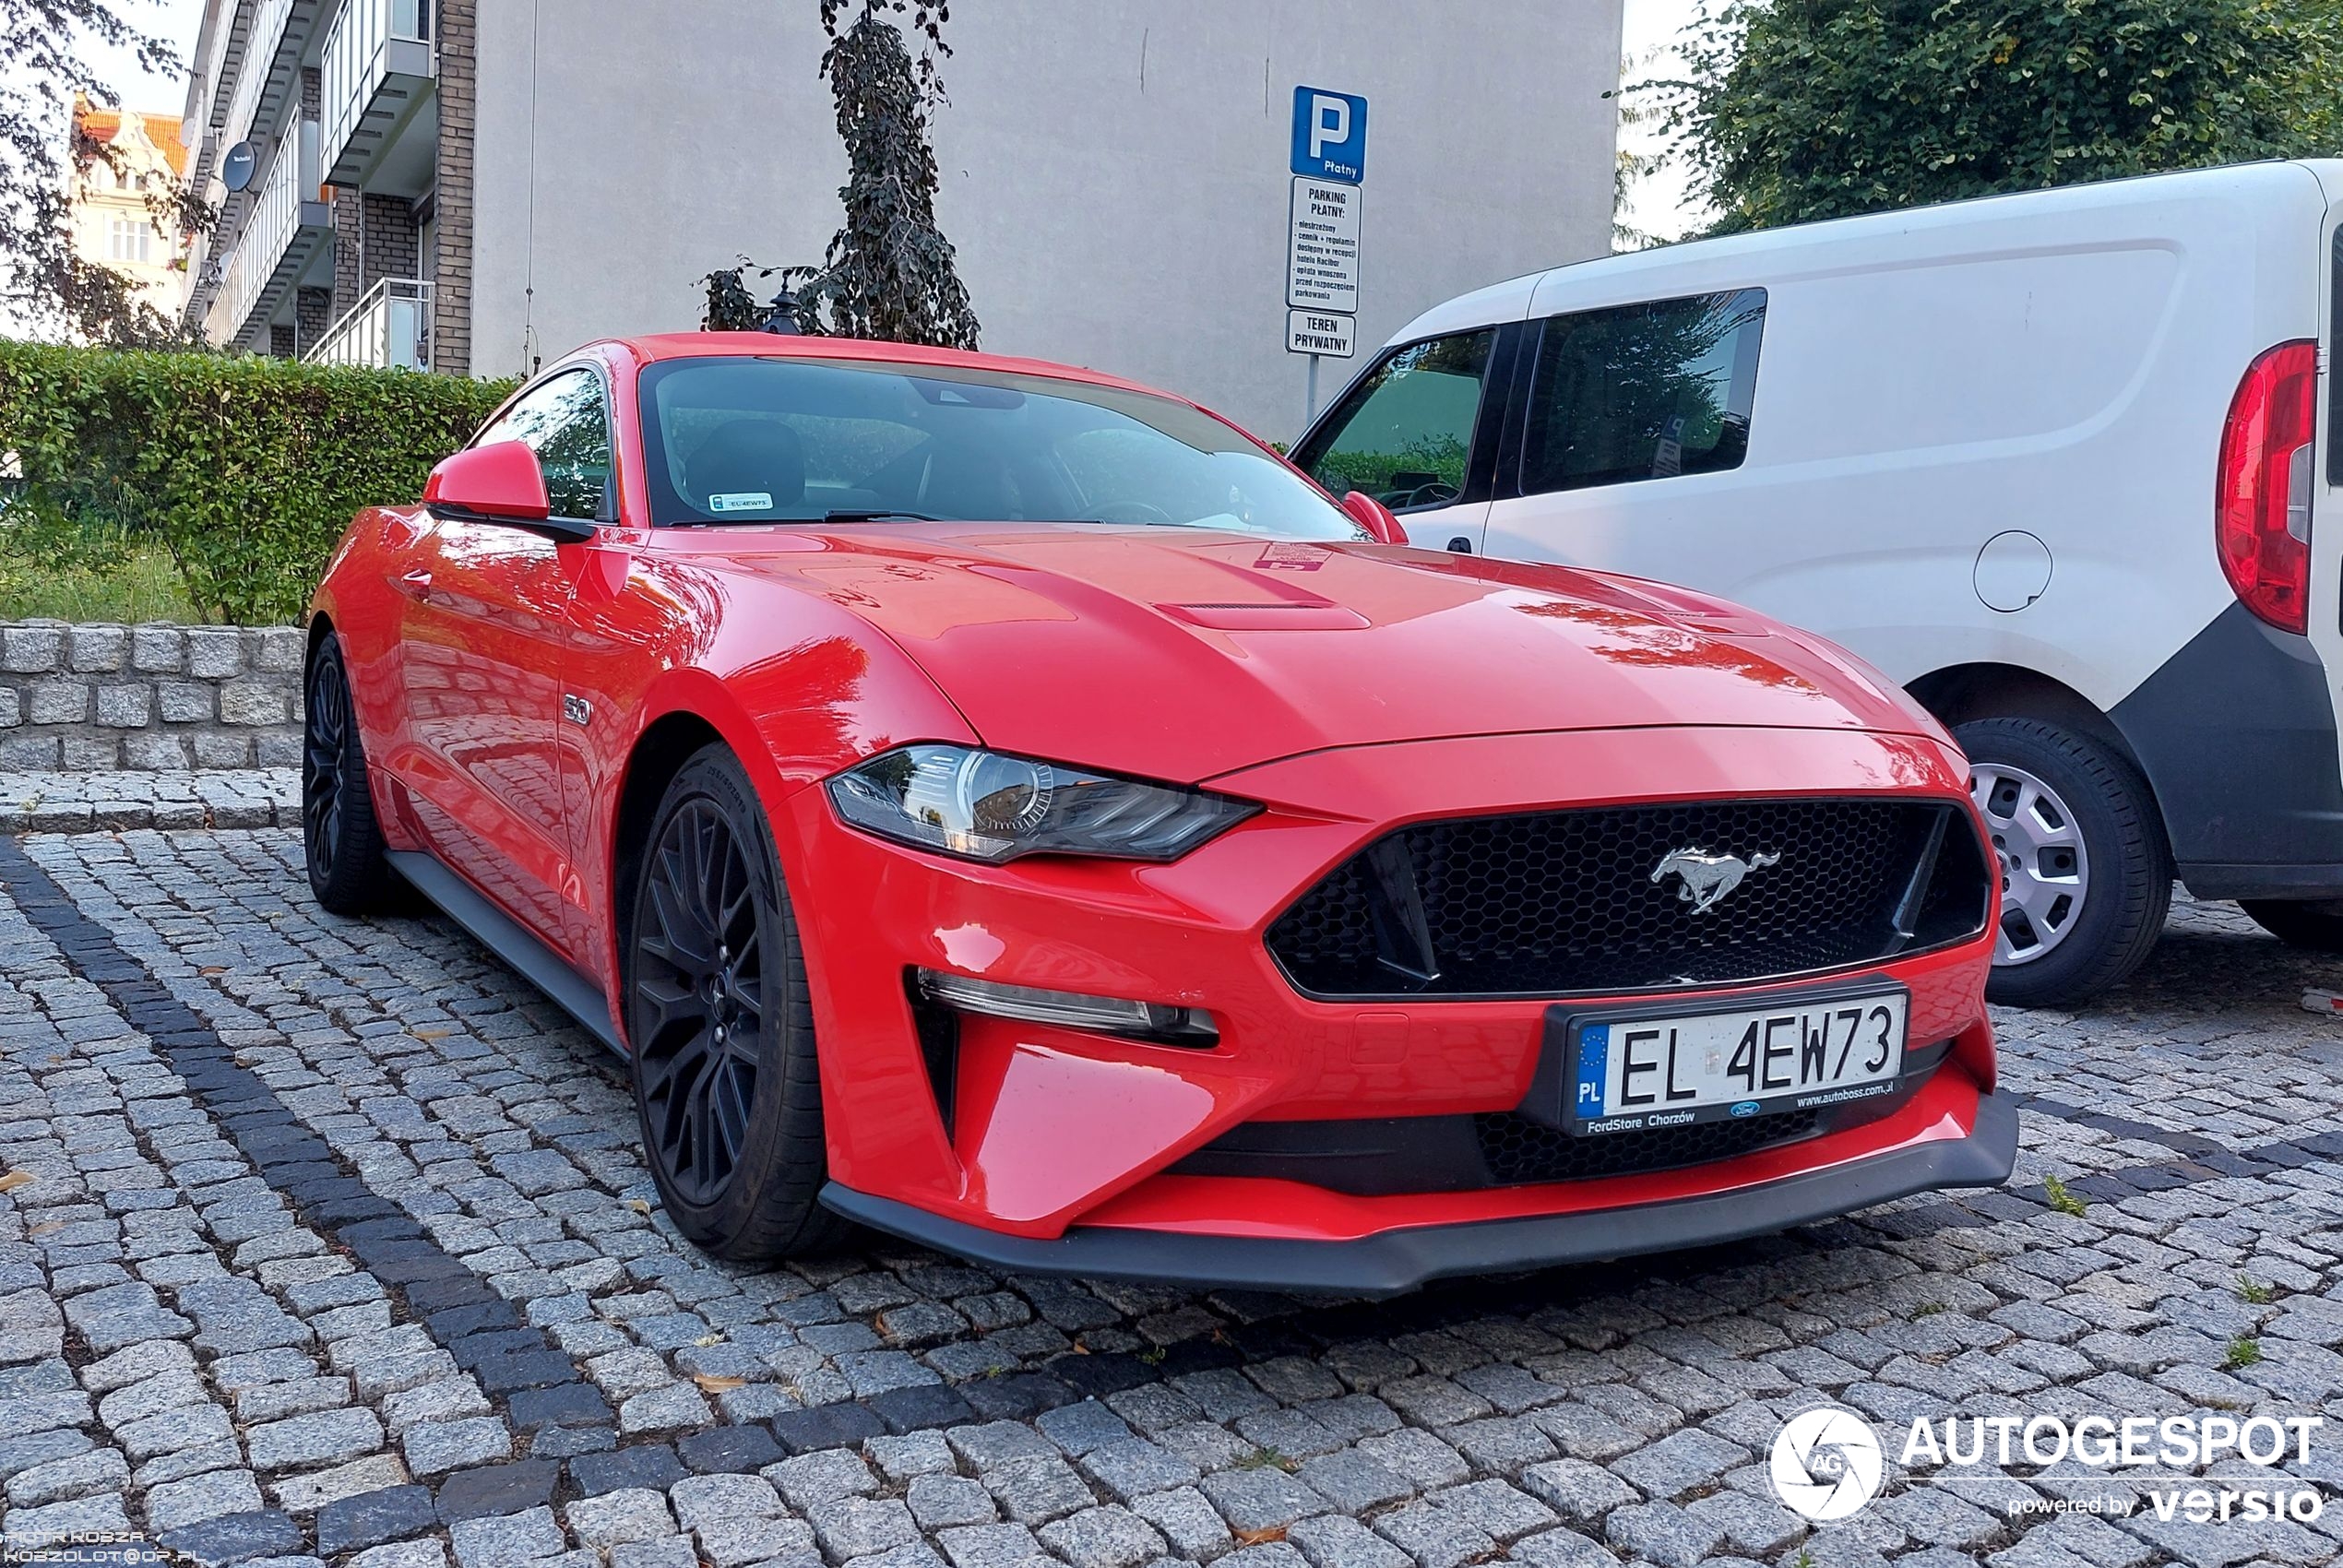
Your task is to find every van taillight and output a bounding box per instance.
[2216,339,2319,634]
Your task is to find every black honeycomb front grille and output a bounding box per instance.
[1266,798,1989,999]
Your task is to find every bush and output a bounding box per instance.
[0,342,515,625]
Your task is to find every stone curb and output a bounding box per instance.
[0,619,305,771]
[0,768,296,833]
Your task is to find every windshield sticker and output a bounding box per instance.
[708,493,774,513]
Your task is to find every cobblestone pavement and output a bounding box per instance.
[0,771,296,833]
[0,829,2337,1568]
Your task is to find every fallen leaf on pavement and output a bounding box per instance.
[0,1170,33,1193]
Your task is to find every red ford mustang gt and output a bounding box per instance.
[304,332,2015,1295]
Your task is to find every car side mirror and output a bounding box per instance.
[1342,490,1409,546]
[423,444,594,542]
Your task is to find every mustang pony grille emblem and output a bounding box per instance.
[1651,847,1781,914]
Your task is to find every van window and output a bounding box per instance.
[1519,290,1765,495]
[1291,329,1496,513]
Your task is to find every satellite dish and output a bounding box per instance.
[221,141,256,193]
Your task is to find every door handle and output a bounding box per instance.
[398,567,434,602]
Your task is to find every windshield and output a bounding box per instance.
[638,355,1363,540]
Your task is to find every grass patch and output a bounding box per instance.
[2222,1336,2263,1371]
[2236,1276,2275,1305]
[1910,1301,1947,1319]
[1237,1448,1300,1473]
[2041,1174,2087,1217]
[0,540,199,624]
[0,508,203,624]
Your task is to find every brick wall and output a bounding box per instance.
[333,190,364,315]
[433,0,477,378]
[0,623,305,771]
[363,194,421,289]
[296,286,333,349]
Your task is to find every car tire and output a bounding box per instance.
[2239,899,2343,951]
[625,743,852,1260]
[303,636,399,915]
[1957,716,2171,1009]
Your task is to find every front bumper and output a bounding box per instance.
[823,1087,2018,1297]
[770,724,2001,1255]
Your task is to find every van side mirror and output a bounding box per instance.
[1341,490,1409,546]
[423,444,594,542]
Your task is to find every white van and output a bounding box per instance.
[1290,160,2343,1007]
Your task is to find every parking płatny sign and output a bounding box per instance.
[1287,88,1365,362]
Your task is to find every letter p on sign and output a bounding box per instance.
[1311,95,1350,162]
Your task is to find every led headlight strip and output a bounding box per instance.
[828,743,1256,863]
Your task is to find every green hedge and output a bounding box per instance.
[0,342,516,626]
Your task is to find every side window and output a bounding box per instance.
[1519,289,1766,495]
[1291,329,1495,513]
[477,368,612,521]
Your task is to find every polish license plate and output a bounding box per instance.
[1567,985,1908,1134]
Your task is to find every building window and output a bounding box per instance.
[108,218,152,264]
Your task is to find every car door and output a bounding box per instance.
[1481,289,1768,585]
[398,365,614,951]
[1289,325,1515,553]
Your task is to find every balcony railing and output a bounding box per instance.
[184,0,326,329]
[203,117,330,348]
[220,0,294,156]
[322,0,435,186]
[305,279,433,370]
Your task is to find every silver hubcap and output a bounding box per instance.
[1970,761,2088,967]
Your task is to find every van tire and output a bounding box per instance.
[1956,717,2171,1009]
[2239,899,2343,952]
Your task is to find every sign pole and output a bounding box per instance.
[1305,353,1321,422]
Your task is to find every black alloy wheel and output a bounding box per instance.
[627,744,848,1257]
[636,793,770,1205]
[303,636,396,914]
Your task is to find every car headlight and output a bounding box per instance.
[827,744,1257,863]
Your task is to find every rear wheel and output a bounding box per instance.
[2240,899,2343,952]
[625,744,850,1259]
[1958,717,2171,1008]
[303,636,398,915]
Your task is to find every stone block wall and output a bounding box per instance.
[0,622,306,770]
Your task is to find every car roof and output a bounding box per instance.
[609,332,1193,406]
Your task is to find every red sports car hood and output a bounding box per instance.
[713,527,1937,784]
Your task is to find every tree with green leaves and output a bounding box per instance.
[2,0,210,345]
[701,0,979,347]
[1660,0,2343,233]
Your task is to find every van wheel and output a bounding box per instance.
[624,743,853,1260]
[2239,899,2343,952]
[1956,718,2171,1009]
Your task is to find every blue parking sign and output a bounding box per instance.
[1291,87,1367,184]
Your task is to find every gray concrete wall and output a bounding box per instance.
[468,0,1619,441]
[0,623,305,771]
